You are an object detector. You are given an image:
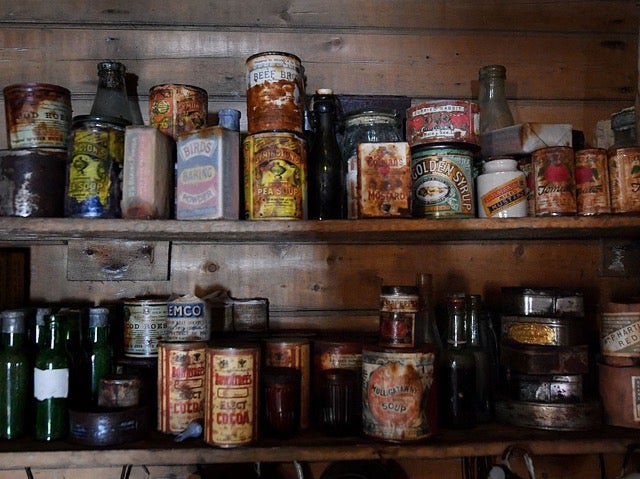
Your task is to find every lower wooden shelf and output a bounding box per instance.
[0,423,638,470]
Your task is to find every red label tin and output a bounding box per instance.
[532,146,577,216]
[406,100,479,147]
[574,148,611,215]
[608,147,640,214]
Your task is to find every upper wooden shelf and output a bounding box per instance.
[1,216,640,245]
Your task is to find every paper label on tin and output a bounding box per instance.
[320,352,362,371]
[246,55,301,89]
[124,302,167,357]
[507,323,557,346]
[67,130,115,206]
[601,313,640,354]
[608,149,640,213]
[34,368,69,400]
[8,98,71,149]
[167,296,210,341]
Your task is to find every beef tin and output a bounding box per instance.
[509,373,583,403]
[410,144,475,218]
[356,142,412,218]
[175,125,240,220]
[600,301,640,366]
[608,147,640,214]
[64,115,127,218]
[3,83,71,150]
[204,343,260,447]
[501,287,584,318]
[157,341,207,435]
[166,294,210,342]
[500,343,589,375]
[123,298,168,357]
[574,148,611,215]
[494,398,601,431]
[379,285,419,348]
[362,345,437,442]
[599,362,640,429]
[0,149,66,217]
[246,52,305,134]
[406,100,479,147]
[532,146,577,216]
[243,130,306,220]
[501,315,585,347]
[148,84,208,140]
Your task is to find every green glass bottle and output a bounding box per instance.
[34,313,69,441]
[0,309,30,439]
[60,309,89,409]
[85,307,113,405]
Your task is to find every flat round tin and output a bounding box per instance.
[69,406,148,446]
[495,398,601,431]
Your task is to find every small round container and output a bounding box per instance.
[320,368,359,436]
[98,375,141,408]
[608,147,640,214]
[406,100,479,148]
[122,298,168,357]
[476,157,528,218]
[379,285,419,348]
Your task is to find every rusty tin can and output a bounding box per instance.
[243,130,307,220]
[204,343,260,447]
[574,148,611,215]
[599,362,640,429]
[148,84,208,140]
[379,286,419,348]
[600,301,640,366]
[0,149,66,217]
[532,146,577,216]
[157,341,207,434]
[264,336,311,429]
[406,100,479,148]
[362,345,437,442]
[3,83,72,149]
[410,144,475,218]
[608,147,640,214]
[501,315,585,347]
[123,298,168,357]
[246,51,305,134]
[232,297,269,332]
[98,375,141,408]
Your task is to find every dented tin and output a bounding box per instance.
[532,146,577,216]
[608,147,640,214]
[406,100,479,147]
[501,287,584,318]
[574,148,611,215]
[3,83,72,150]
[149,84,208,140]
[501,315,585,347]
[509,373,583,403]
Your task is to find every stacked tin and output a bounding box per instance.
[495,287,601,430]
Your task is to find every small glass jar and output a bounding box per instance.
[476,157,528,218]
[379,285,419,348]
[340,109,403,218]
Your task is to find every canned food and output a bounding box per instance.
[379,285,419,348]
[406,100,479,147]
[123,298,168,357]
[166,294,210,342]
[148,84,208,140]
[410,144,475,218]
[232,297,269,332]
[608,147,640,214]
[574,148,611,215]
[243,130,306,220]
[501,287,584,318]
[204,344,260,447]
[98,375,141,408]
[246,52,305,134]
[3,83,72,149]
[501,315,585,347]
[157,341,207,434]
[532,146,577,216]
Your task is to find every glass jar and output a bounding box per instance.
[340,109,402,218]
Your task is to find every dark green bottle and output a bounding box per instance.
[0,310,30,439]
[34,314,69,441]
[60,309,89,409]
[85,307,113,404]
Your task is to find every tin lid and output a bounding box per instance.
[381,285,419,297]
[246,51,302,64]
[3,82,71,96]
[344,108,401,127]
[72,114,130,128]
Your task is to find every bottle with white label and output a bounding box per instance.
[476,157,528,218]
[34,313,70,441]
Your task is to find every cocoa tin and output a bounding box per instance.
[608,147,640,214]
[501,287,584,318]
[246,51,305,134]
[243,130,307,220]
[406,100,480,147]
[362,345,437,442]
[494,398,601,431]
[508,373,583,403]
[0,149,66,217]
[204,343,260,447]
[166,294,210,342]
[532,146,577,216]
[123,298,168,357]
[264,337,311,429]
[599,362,640,429]
[3,83,71,149]
[148,83,208,140]
[410,144,475,218]
[600,301,640,366]
[356,142,411,218]
[501,315,584,347]
[157,341,207,434]
[379,285,419,348]
[574,148,611,215]
[500,343,589,374]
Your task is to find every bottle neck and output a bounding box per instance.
[467,297,482,346]
[447,297,468,347]
[88,325,109,344]
[0,331,26,349]
[480,76,507,101]
[43,320,64,351]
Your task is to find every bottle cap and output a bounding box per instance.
[479,64,507,79]
[316,88,333,95]
[218,109,241,131]
[88,307,110,328]
[0,309,26,334]
[97,61,126,74]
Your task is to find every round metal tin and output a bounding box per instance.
[599,362,640,429]
[532,146,577,216]
[494,398,601,431]
[406,100,479,147]
[608,147,640,214]
[123,298,168,357]
[501,287,584,318]
[574,148,611,215]
[501,315,585,347]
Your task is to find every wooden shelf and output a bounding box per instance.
[1,215,640,244]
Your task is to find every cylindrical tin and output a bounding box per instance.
[379,285,419,348]
[532,146,577,216]
[494,398,601,431]
[68,406,148,446]
[410,144,475,218]
[362,345,437,442]
[263,337,311,429]
[123,298,168,357]
[509,373,583,403]
[98,375,141,408]
[232,297,269,332]
[599,362,640,429]
[501,287,584,318]
[0,149,66,217]
[166,294,210,342]
[516,155,535,216]
[243,130,307,220]
[3,83,72,150]
[64,115,127,218]
[600,301,640,366]
[608,147,640,214]
[574,148,611,215]
[157,341,207,434]
[148,84,208,140]
[500,343,589,375]
[501,315,585,347]
[204,344,260,447]
[246,52,305,134]
[406,100,480,147]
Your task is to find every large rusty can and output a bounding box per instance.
[204,343,260,447]
[148,84,208,140]
[600,301,640,366]
[608,147,640,214]
[3,83,72,150]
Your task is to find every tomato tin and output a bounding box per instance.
[532,146,577,216]
[243,130,307,220]
[123,298,168,357]
[148,84,208,140]
[410,144,475,217]
[574,148,611,215]
[406,100,479,147]
[204,343,260,447]
[379,286,419,348]
[608,147,640,214]
[157,341,207,435]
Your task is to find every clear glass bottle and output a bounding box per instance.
[478,64,514,134]
[466,294,492,423]
[90,61,134,125]
[0,310,30,439]
[415,273,442,351]
[308,89,345,220]
[85,307,113,405]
